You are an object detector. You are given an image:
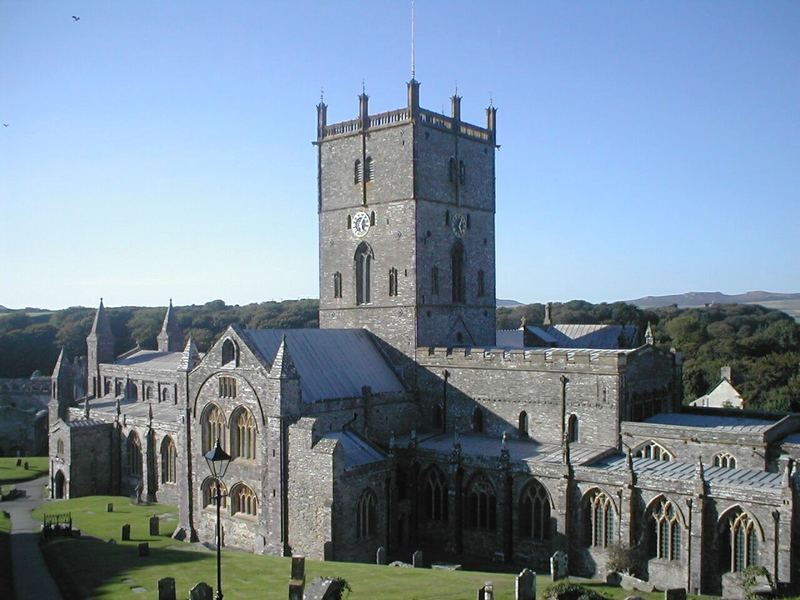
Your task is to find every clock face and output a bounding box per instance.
[352,211,370,237]
[452,214,467,237]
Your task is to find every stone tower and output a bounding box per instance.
[316,80,497,356]
[49,348,74,424]
[157,299,183,352]
[86,298,115,397]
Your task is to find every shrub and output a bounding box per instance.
[546,580,609,600]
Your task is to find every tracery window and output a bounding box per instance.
[714,452,737,469]
[585,490,615,547]
[128,431,142,477]
[466,475,496,530]
[721,511,759,573]
[423,467,447,522]
[389,267,399,297]
[219,376,237,399]
[520,479,551,540]
[201,477,227,508]
[221,339,238,366]
[333,271,343,299]
[202,404,226,454]
[161,436,177,484]
[451,241,465,304]
[635,441,673,461]
[354,242,373,306]
[650,498,681,560]
[231,407,256,460]
[231,483,257,516]
[356,489,377,538]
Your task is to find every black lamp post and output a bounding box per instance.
[204,438,231,600]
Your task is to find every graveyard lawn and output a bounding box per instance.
[0,456,48,487]
[34,496,699,600]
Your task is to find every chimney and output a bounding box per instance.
[721,366,732,382]
[543,302,553,326]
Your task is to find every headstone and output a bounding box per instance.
[121,524,131,541]
[477,581,494,600]
[664,589,687,600]
[149,515,159,536]
[288,581,304,600]
[23,461,28,470]
[107,503,114,513]
[291,555,305,580]
[412,549,424,568]
[189,582,213,600]
[304,577,344,600]
[15,459,21,467]
[515,568,536,600]
[550,551,568,581]
[376,546,387,565]
[138,542,149,557]
[157,577,176,600]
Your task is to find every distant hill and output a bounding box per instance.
[497,298,523,307]
[627,291,800,320]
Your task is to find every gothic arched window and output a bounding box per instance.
[720,510,759,573]
[585,490,615,547]
[519,411,529,438]
[161,436,177,484]
[221,339,238,366]
[520,479,551,540]
[231,483,258,516]
[423,467,447,522]
[354,242,373,306]
[451,241,465,304]
[635,440,673,461]
[649,498,681,560]
[202,404,226,454]
[356,489,377,539]
[466,474,496,530]
[128,431,142,477]
[160,387,169,403]
[231,407,256,460]
[333,271,343,299]
[714,452,737,469]
[389,267,399,297]
[56,439,64,455]
[201,477,227,509]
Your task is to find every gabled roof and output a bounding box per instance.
[690,378,745,409]
[321,430,387,469]
[240,329,404,402]
[643,412,775,433]
[114,350,184,371]
[545,324,638,349]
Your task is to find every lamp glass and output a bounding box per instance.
[204,438,231,479]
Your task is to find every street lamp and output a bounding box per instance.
[205,438,231,600]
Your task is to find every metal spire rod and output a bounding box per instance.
[411,0,416,80]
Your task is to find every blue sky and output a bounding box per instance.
[1,1,798,309]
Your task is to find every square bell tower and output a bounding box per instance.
[316,80,497,356]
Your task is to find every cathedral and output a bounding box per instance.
[48,80,798,597]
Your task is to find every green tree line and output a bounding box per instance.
[1,299,797,411]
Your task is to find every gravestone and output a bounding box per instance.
[515,568,536,600]
[138,542,149,557]
[107,503,113,513]
[412,549,424,568]
[550,551,568,581]
[121,524,131,541]
[23,461,28,470]
[149,515,159,536]
[157,577,176,600]
[189,582,212,600]
[289,555,306,600]
[376,546,387,565]
[664,590,686,600]
[15,459,21,467]
[477,581,494,600]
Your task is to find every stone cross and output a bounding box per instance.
[515,569,536,600]
[412,549,424,568]
[138,542,149,557]
[121,524,130,541]
[376,546,387,565]
[550,551,568,581]
[149,515,159,536]
[189,582,212,600]
[157,577,176,600]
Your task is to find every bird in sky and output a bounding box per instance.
[2,124,8,128]
[72,15,80,22]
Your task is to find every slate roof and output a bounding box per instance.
[643,413,776,433]
[782,433,800,445]
[88,397,183,422]
[241,329,404,403]
[321,431,387,469]
[114,350,184,371]
[545,324,638,349]
[591,454,784,489]
[414,432,608,465]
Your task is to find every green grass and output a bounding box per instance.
[32,496,706,600]
[0,456,48,486]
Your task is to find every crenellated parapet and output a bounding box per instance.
[417,345,633,371]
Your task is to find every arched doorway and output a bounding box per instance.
[54,470,66,499]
